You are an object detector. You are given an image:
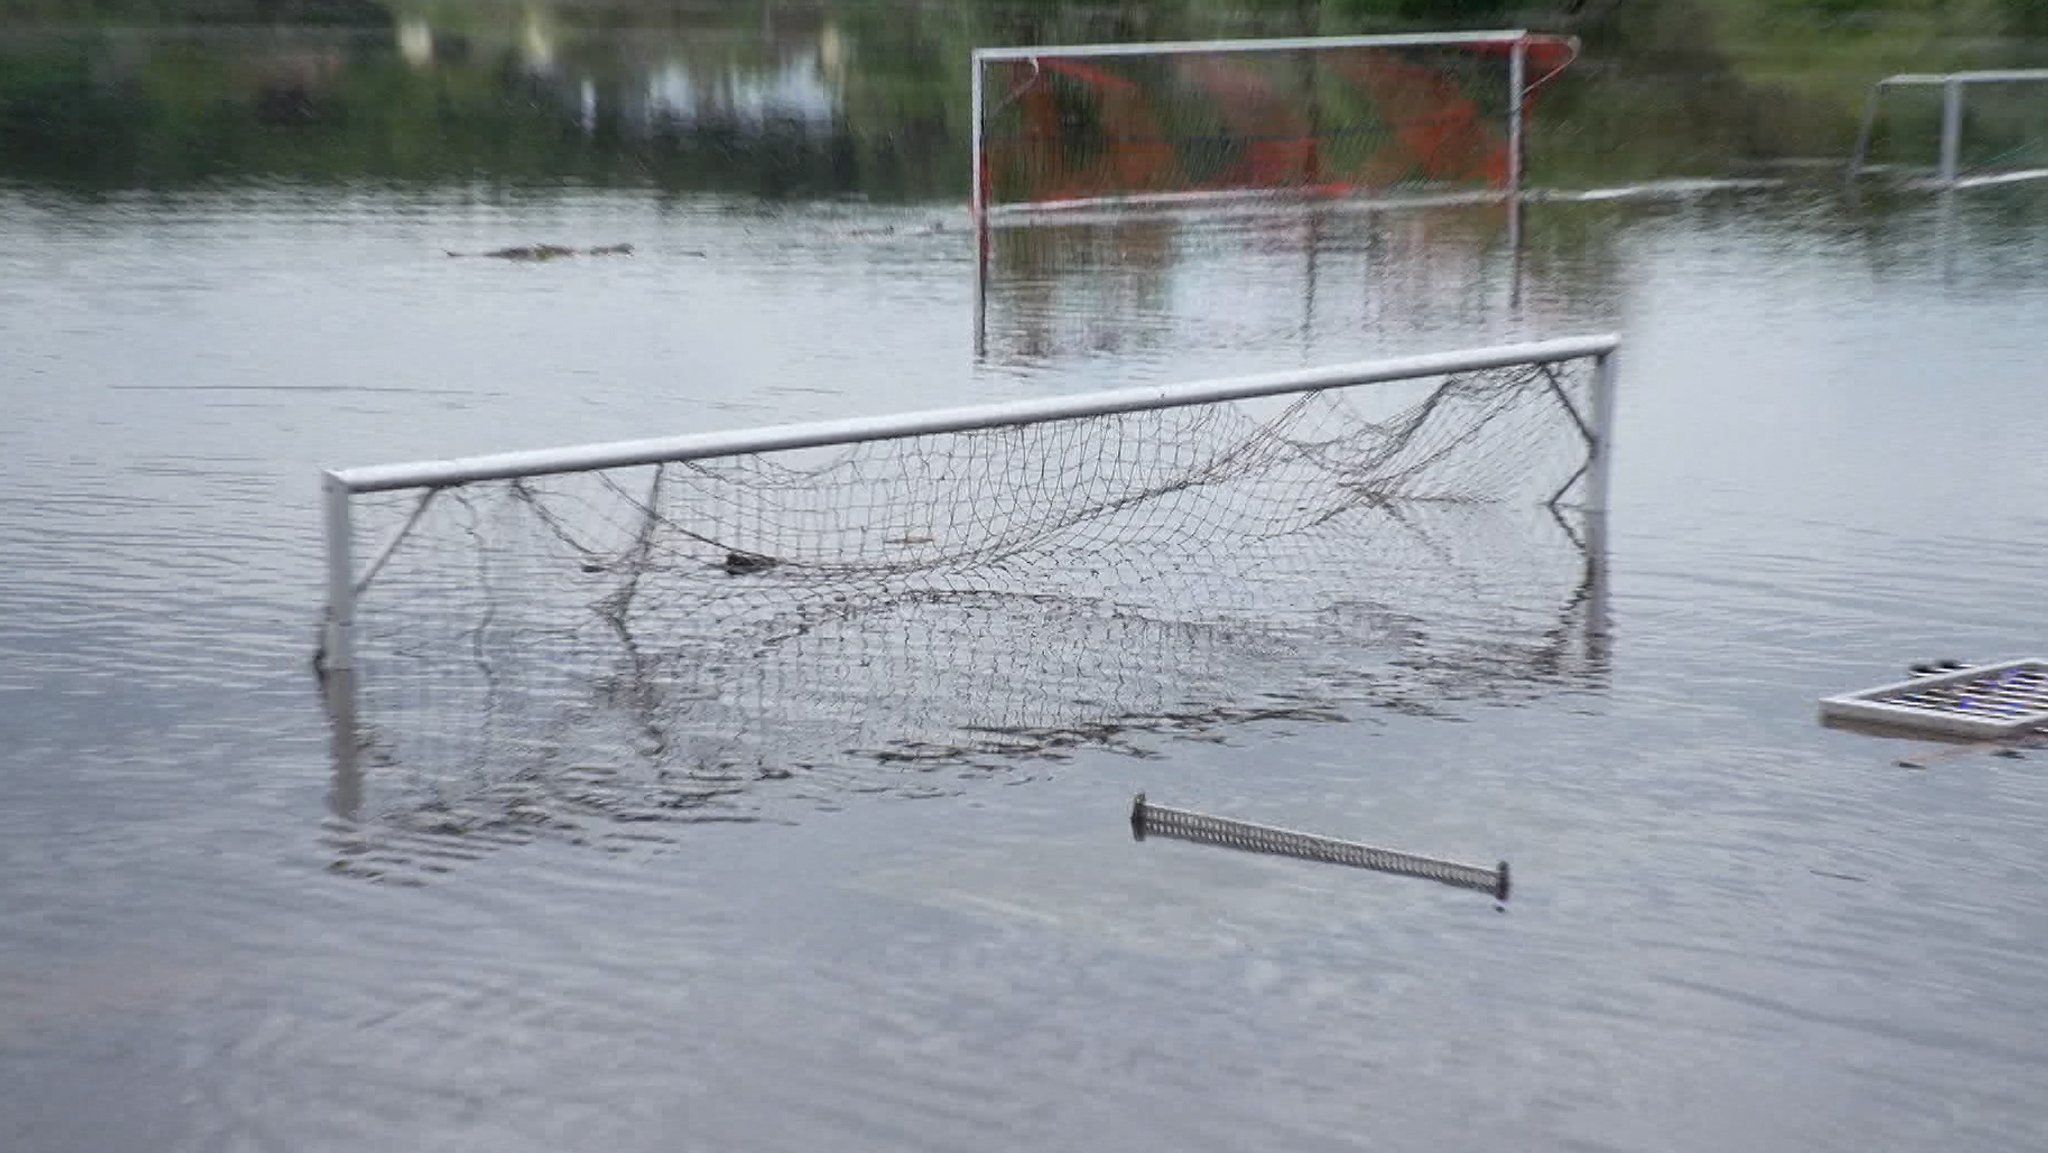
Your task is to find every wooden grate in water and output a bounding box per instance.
[1820,659,2048,739]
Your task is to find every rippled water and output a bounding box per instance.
[3,172,2047,1151]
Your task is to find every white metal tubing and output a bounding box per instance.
[1507,35,1528,197]
[1939,77,1965,183]
[1586,347,1618,513]
[333,334,1622,494]
[1877,69,2048,86]
[969,55,986,222]
[1849,83,1884,174]
[1954,167,2048,189]
[322,470,357,671]
[972,29,1529,64]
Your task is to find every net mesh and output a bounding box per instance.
[1955,82,2048,179]
[335,360,1604,864]
[978,38,1576,212]
[1861,80,2048,181]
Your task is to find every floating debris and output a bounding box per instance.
[1822,658,2048,740]
[445,243,636,261]
[1129,793,1509,900]
[723,550,779,576]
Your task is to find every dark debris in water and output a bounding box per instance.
[1895,732,2043,769]
[445,243,636,261]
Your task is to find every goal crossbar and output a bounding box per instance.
[1866,69,2048,87]
[972,29,1536,64]
[329,333,1619,495]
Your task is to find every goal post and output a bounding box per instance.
[1849,70,2048,187]
[323,331,1620,671]
[970,30,1580,220]
[317,335,1617,824]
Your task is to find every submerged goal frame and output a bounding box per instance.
[320,335,1619,721]
[1849,69,2048,187]
[970,30,1571,221]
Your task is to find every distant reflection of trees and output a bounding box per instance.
[0,10,956,197]
[5,0,2043,195]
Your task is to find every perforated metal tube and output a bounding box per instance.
[1130,794,1509,900]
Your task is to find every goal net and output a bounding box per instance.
[318,337,1615,859]
[1850,71,2048,186]
[973,31,1579,218]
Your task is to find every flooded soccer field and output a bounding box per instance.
[2,6,2047,1151]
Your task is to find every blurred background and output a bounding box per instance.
[3,0,2046,195]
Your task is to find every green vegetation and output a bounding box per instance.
[0,0,392,23]
[0,0,2043,195]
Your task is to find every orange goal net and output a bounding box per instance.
[972,31,1577,217]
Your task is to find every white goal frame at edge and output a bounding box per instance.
[319,335,1620,708]
[1849,69,2048,187]
[970,29,1565,221]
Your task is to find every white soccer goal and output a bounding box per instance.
[319,336,1616,838]
[970,30,1580,219]
[1849,70,2048,187]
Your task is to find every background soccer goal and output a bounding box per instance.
[1849,70,2048,187]
[971,30,1579,219]
[319,336,1617,834]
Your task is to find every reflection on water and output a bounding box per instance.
[320,399,1611,882]
[978,201,1559,363]
[0,12,874,194]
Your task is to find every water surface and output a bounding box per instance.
[3,14,2048,1153]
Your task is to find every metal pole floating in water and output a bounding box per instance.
[1129,794,1510,900]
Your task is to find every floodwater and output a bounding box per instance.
[4,15,2048,1153]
